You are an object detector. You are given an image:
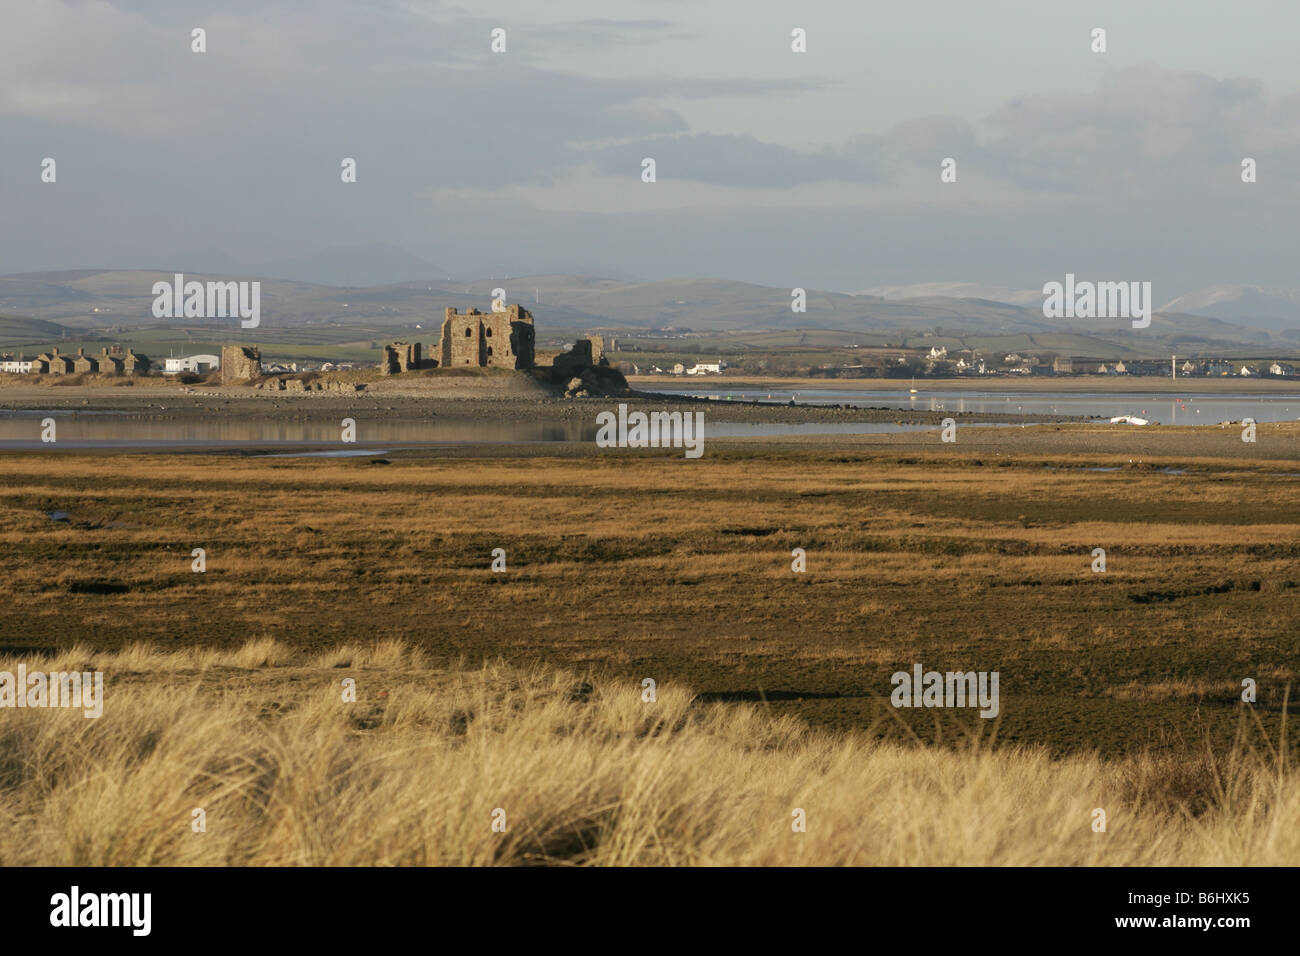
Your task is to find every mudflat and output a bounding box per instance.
[4,436,1296,760]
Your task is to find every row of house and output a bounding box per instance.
[627,361,728,375]
[1,347,275,378]
[0,346,151,375]
[1062,357,1299,377]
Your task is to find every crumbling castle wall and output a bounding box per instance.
[221,345,262,384]
[552,336,610,377]
[382,341,422,375]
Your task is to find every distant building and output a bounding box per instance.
[33,348,75,374]
[72,348,98,374]
[686,362,725,375]
[0,355,34,374]
[96,345,127,375]
[164,353,221,375]
[122,350,151,375]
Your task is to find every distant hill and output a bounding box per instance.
[0,315,76,349]
[0,269,1283,355]
[1159,285,1300,331]
[253,244,446,288]
[853,282,1044,308]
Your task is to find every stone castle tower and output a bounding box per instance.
[440,305,536,370]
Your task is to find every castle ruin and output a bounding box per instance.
[382,342,421,375]
[221,345,262,384]
[375,304,620,397]
[381,304,537,374]
[440,305,535,369]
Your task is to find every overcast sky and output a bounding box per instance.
[3,0,1299,295]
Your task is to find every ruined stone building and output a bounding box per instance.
[440,305,535,369]
[536,335,609,374]
[382,341,422,375]
[381,304,538,373]
[220,345,262,384]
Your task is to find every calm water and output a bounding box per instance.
[650,386,1300,425]
[1,385,1291,449]
[0,412,976,448]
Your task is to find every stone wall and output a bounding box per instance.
[382,342,422,375]
[221,345,262,384]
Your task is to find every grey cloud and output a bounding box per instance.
[980,67,1300,196]
[592,133,884,188]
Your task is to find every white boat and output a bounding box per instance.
[1109,415,1149,425]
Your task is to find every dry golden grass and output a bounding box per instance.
[0,639,1296,866]
[3,450,1300,756]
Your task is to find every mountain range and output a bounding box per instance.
[1,268,1298,355]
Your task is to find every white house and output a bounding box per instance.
[927,346,948,360]
[686,361,725,375]
[164,353,221,375]
[0,358,34,374]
